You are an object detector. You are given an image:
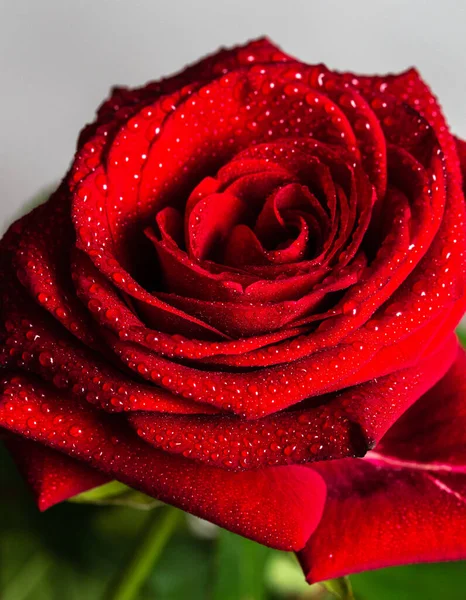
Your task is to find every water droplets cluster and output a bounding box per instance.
[1,40,465,490]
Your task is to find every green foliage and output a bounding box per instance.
[323,577,354,599]
[457,326,466,347]
[69,481,163,510]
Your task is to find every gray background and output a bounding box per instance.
[1,0,466,234]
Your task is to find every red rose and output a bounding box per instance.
[1,37,466,580]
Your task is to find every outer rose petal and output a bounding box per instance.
[128,335,457,470]
[88,37,292,143]
[298,345,466,582]
[0,280,216,415]
[0,373,326,551]
[4,436,109,510]
[340,67,461,178]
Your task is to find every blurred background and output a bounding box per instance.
[1,1,466,598]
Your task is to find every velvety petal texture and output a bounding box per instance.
[1,37,465,573]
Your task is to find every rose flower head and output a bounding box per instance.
[1,38,466,581]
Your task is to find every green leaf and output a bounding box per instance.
[69,481,163,510]
[457,326,466,348]
[350,562,466,600]
[323,577,355,599]
[212,529,272,600]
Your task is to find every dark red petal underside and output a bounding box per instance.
[4,435,109,510]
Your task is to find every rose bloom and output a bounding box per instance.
[1,38,466,581]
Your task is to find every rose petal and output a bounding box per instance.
[2,192,100,350]
[299,346,466,581]
[209,143,459,369]
[71,247,305,360]
[0,372,326,551]
[128,335,456,470]
[1,280,215,415]
[4,436,109,510]
[111,322,456,419]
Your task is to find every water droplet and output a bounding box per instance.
[69,425,83,437]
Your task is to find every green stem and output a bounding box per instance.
[107,506,182,600]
